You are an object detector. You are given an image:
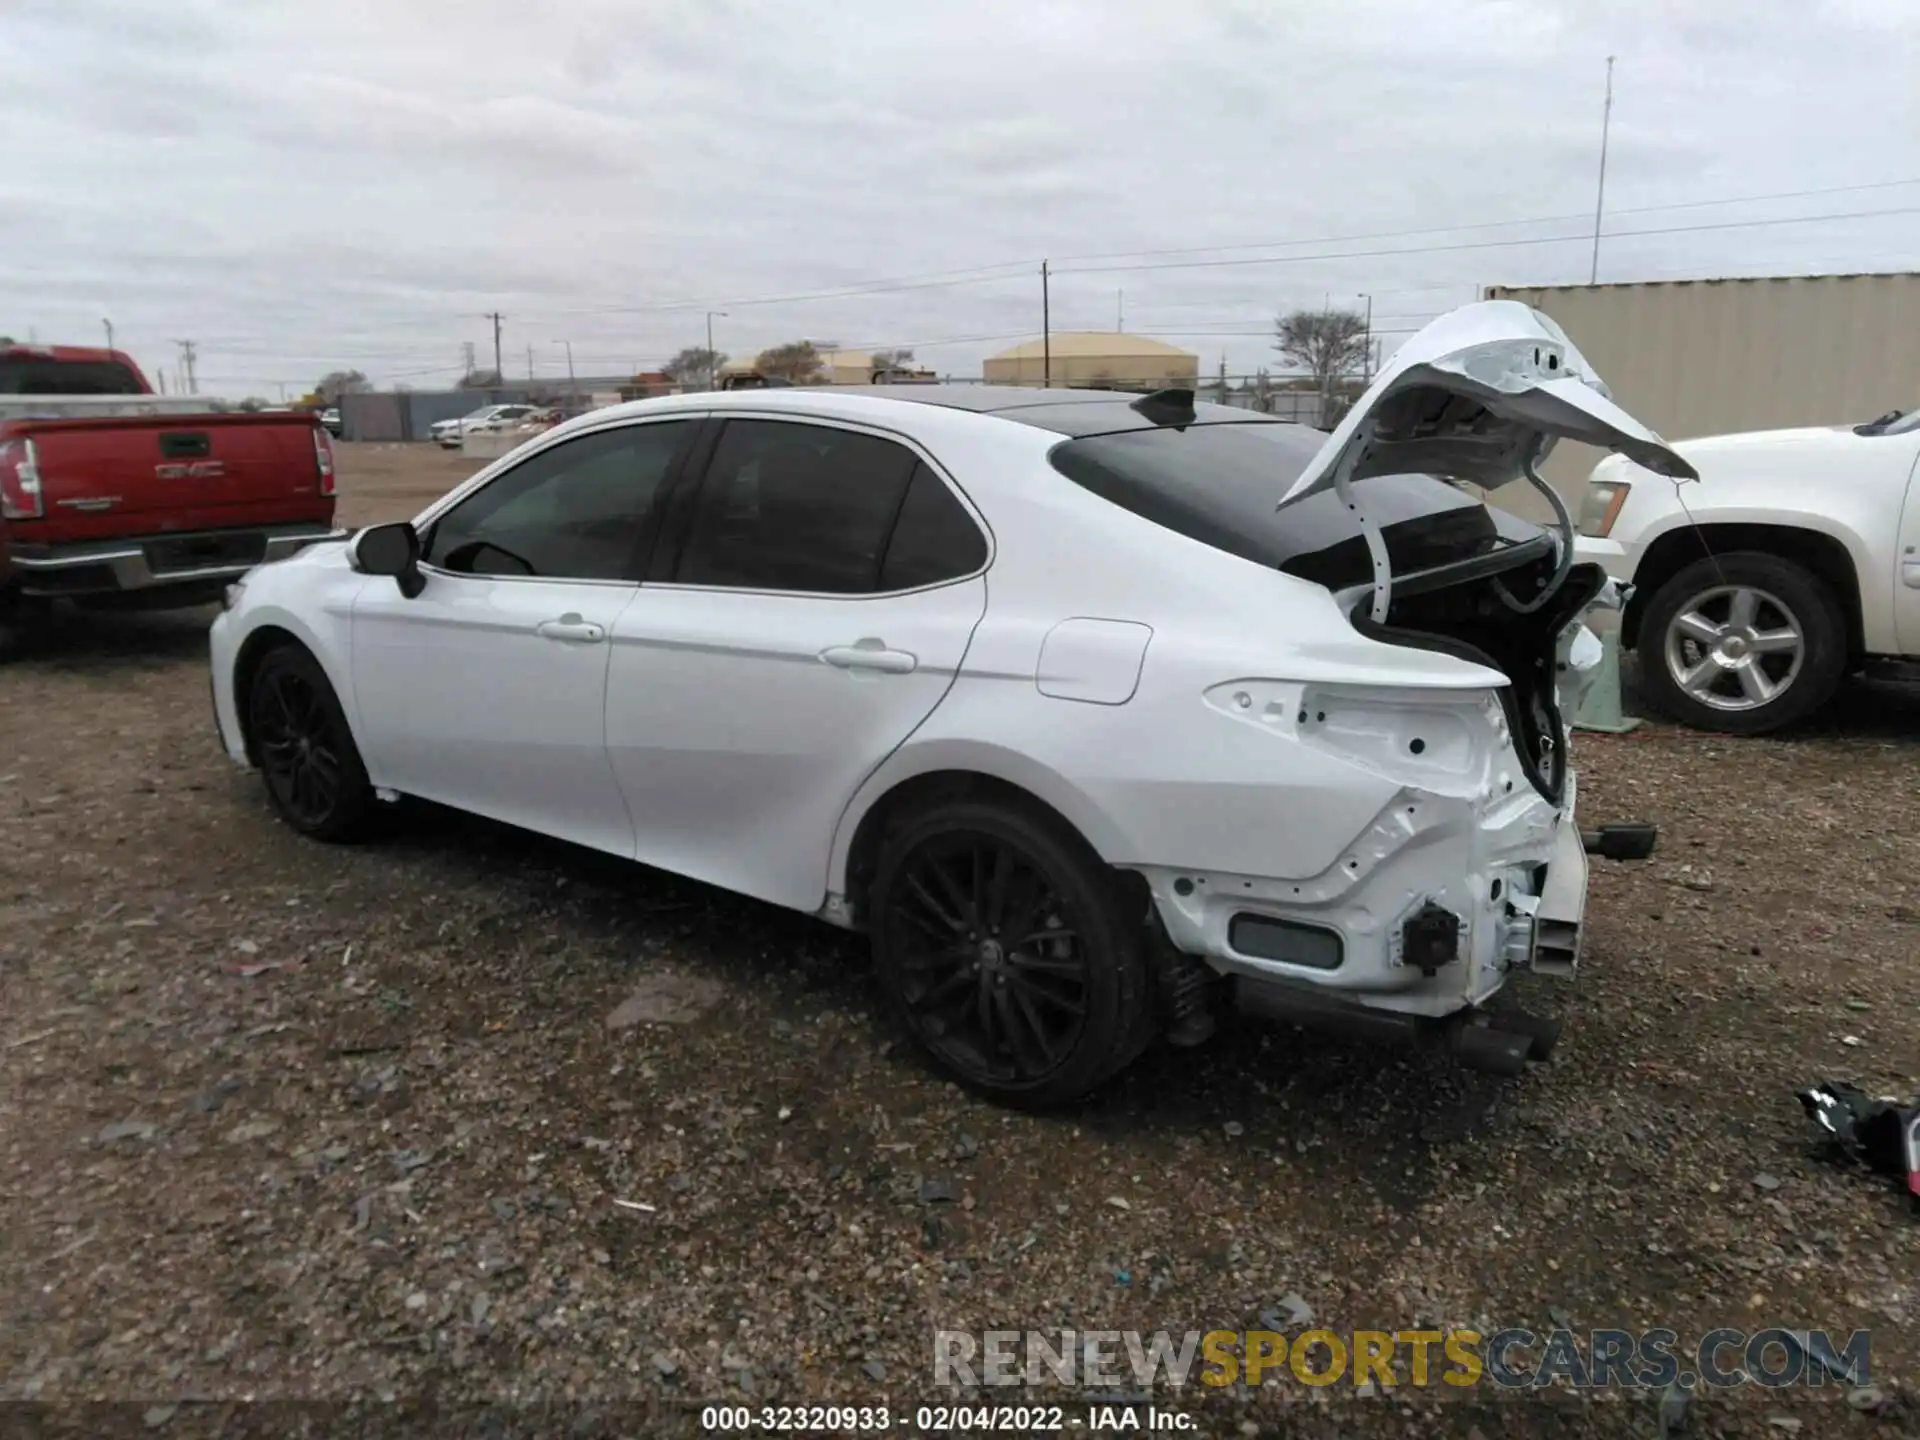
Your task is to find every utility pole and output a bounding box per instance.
[526,344,535,381]
[461,341,477,379]
[706,311,726,390]
[556,340,576,399]
[174,339,198,393]
[1358,293,1374,387]
[102,318,114,351]
[484,312,504,379]
[1590,56,1616,285]
[1117,289,1124,332]
[275,381,288,403]
[1041,260,1051,389]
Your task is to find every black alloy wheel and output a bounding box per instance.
[872,799,1154,1106]
[247,646,376,841]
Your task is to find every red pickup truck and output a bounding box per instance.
[0,343,338,650]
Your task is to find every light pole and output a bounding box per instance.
[102,317,114,351]
[555,340,576,400]
[705,311,727,390]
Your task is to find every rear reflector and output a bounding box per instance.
[0,438,44,519]
[314,426,336,497]
[1228,913,1343,970]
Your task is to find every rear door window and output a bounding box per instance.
[0,358,146,395]
[673,420,921,594]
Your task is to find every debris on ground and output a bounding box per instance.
[1797,1079,1920,1203]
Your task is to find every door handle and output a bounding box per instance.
[536,613,606,644]
[1903,558,1920,590]
[821,639,917,674]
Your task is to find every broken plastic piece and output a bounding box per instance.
[1583,822,1658,861]
[1797,1080,1919,1203]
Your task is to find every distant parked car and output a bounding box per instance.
[320,408,343,438]
[429,405,537,448]
[1575,405,1920,733]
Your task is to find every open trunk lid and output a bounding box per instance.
[1280,300,1695,507]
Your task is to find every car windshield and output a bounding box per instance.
[1047,421,1542,590]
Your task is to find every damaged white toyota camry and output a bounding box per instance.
[208,300,1693,1105]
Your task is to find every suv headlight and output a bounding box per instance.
[1577,479,1630,538]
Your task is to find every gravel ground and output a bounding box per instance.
[2,443,1917,1439]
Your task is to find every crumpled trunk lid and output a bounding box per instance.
[1280,299,1695,507]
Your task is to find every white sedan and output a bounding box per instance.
[209,301,1685,1105]
[429,404,537,448]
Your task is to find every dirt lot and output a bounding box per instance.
[2,442,1917,1438]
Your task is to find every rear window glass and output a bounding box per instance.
[0,358,146,395]
[1046,423,1540,587]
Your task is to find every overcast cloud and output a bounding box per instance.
[3,0,1916,398]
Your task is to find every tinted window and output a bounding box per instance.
[0,358,145,395]
[1048,423,1540,588]
[675,420,918,594]
[879,463,987,590]
[422,420,691,581]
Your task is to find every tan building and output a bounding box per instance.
[983,332,1200,389]
[1482,272,1920,517]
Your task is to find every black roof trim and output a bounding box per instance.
[852,383,1299,437]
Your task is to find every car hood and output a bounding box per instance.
[1279,300,1697,506]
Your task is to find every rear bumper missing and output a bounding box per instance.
[10,524,341,597]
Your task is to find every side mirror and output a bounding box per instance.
[350,521,426,598]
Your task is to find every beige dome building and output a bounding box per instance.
[983,332,1200,389]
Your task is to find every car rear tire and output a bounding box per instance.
[246,644,378,842]
[1636,551,1846,735]
[870,798,1153,1108]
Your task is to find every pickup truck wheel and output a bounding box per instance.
[247,645,377,841]
[871,799,1151,1109]
[1638,551,1846,734]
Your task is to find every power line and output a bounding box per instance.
[1044,175,1920,267]
[1051,205,1920,278]
[552,259,1040,319]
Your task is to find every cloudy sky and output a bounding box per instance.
[4,0,1917,399]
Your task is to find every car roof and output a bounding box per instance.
[577,384,1308,441]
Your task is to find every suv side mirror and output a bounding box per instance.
[351,521,426,598]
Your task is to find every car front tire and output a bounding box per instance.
[870,798,1154,1108]
[1636,551,1847,734]
[245,644,379,841]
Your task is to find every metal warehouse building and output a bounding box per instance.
[1482,272,1920,515]
[983,332,1200,390]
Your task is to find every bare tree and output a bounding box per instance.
[754,341,824,384]
[458,369,504,390]
[314,369,371,405]
[868,347,915,379]
[664,346,726,389]
[1274,308,1369,424]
